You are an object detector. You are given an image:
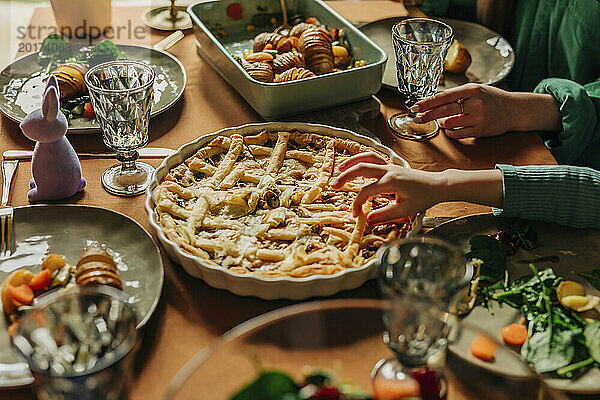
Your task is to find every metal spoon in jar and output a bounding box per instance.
[274,0,292,35]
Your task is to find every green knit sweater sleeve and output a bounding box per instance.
[493,164,600,228]
[534,77,600,169]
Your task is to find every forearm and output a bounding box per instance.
[507,92,562,133]
[439,169,503,208]
[492,165,600,228]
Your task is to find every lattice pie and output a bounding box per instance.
[152,130,410,278]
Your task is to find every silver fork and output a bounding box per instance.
[1,159,18,257]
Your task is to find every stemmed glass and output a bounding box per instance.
[85,61,156,196]
[389,18,454,141]
[371,237,473,398]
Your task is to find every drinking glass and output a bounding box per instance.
[50,0,112,39]
[85,61,155,196]
[11,286,137,400]
[372,236,473,398]
[389,18,454,141]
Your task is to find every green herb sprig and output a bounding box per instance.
[478,264,598,377]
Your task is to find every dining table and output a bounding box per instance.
[1,2,584,400]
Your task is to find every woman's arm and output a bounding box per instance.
[332,153,600,228]
[493,164,600,228]
[440,168,503,207]
[331,152,504,224]
[413,78,600,171]
[411,84,562,139]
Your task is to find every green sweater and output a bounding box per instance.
[494,164,600,228]
[422,0,600,169]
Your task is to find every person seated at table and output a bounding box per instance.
[414,0,600,170]
[331,152,600,229]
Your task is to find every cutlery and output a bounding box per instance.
[0,160,18,257]
[274,0,291,34]
[154,30,185,51]
[3,147,176,160]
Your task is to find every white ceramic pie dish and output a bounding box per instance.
[145,122,422,299]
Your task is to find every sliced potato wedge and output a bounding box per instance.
[557,280,586,299]
[41,253,67,272]
[77,247,116,268]
[558,280,600,312]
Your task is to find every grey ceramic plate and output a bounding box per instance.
[0,205,164,388]
[428,213,600,394]
[360,17,514,90]
[0,45,186,134]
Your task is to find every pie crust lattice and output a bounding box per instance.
[152,130,411,278]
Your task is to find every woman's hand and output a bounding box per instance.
[410,83,562,139]
[411,84,517,139]
[330,152,504,225]
[330,152,448,224]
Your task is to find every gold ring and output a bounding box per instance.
[456,97,465,114]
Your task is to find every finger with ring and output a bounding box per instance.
[456,97,465,114]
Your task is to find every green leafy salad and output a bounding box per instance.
[36,34,125,123]
[468,222,600,378]
[38,34,123,73]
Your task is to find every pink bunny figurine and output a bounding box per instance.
[20,75,86,202]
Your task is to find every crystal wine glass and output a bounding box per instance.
[85,61,156,196]
[389,18,454,141]
[371,236,473,398]
[11,286,137,400]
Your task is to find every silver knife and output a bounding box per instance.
[3,147,176,160]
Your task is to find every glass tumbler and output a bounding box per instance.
[376,237,473,365]
[85,61,156,196]
[389,18,454,141]
[11,286,137,400]
[372,237,473,398]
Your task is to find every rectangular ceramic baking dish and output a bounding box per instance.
[188,0,387,119]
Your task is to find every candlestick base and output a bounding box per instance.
[142,6,192,31]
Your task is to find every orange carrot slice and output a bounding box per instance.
[373,376,421,399]
[470,333,497,362]
[28,269,52,291]
[501,323,528,347]
[6,284,34,306]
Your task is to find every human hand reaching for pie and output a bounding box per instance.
[330,152,447,225]
[331,152,504,225]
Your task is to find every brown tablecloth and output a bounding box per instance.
[1,4,560,400]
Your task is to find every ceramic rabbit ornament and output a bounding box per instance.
[20,75,86,202]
